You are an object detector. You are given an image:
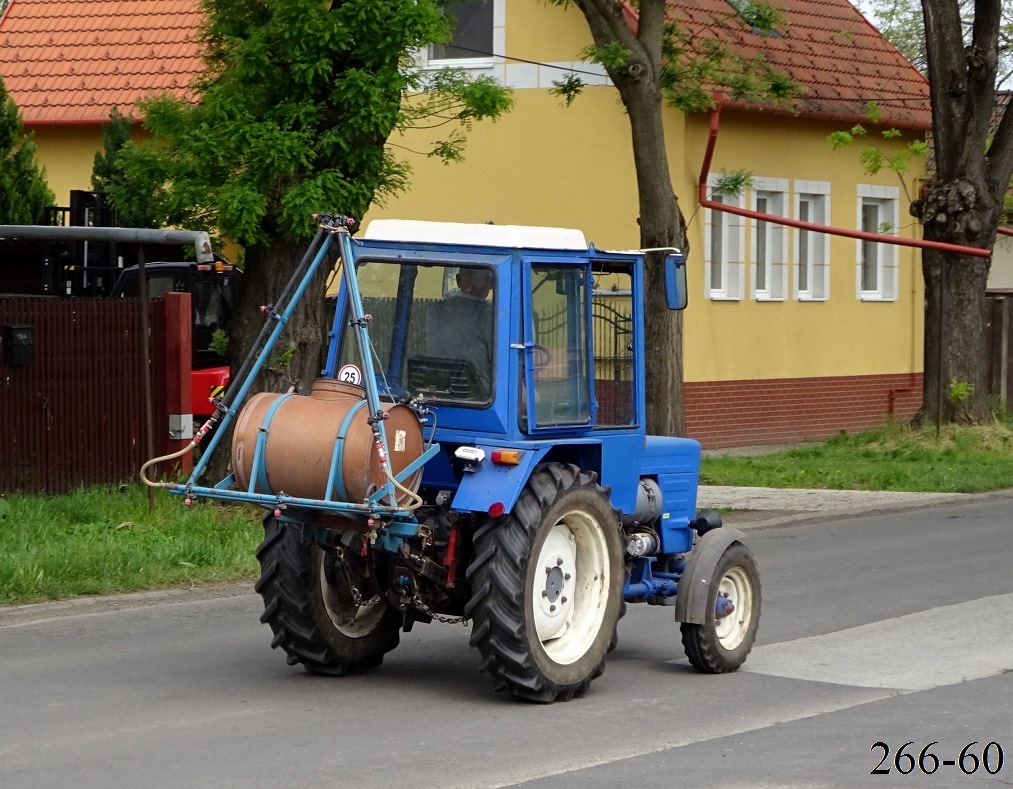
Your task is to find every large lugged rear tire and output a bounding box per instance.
[466,463,624,702]
[255,516,401,675]
[681,541,761,673]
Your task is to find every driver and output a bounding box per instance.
[425,268,495,397]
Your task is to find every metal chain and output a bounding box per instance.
[347,582,469,626]
[349,586,386,608]
[413,596,470,627]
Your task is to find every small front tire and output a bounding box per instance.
[681,541,761,673]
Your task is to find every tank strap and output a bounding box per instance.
[249,393,296,494]
[324,399,368,503]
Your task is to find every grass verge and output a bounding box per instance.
[0,485,261,606]
[700,422,1013,493]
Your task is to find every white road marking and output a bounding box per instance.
[743,592,1013,690]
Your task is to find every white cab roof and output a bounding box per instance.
[364,219,587,250]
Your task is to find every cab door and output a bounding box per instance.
[520,258,595,433]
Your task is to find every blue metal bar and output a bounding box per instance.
[333,232,399,506]
[169,482,418,518]
[188,232,337,484]
[386,264,419,387]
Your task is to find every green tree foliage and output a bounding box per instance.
[0,74,54,224]
[545,0,799,436]
[109,0,510,248]
[107,0,511,397]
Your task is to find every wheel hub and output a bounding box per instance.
[534,529,575,638]
[544,564,565,603]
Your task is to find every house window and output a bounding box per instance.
[429,1,495,65]
[794,180,830,301]
[750,178,788,301]
[705,177,745,300]
[856,185,899,301]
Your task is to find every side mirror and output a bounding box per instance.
[663,252,687,310]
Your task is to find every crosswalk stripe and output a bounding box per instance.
[742,592,1013,690]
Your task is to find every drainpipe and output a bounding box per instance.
[698,99,992,258]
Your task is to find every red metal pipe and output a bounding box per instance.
[699,100,992,258]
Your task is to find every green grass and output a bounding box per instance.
[700,422,1013,493]
[0,485,261,606]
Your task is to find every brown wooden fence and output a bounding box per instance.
[0,296,187,494]
[986,290,1013,412]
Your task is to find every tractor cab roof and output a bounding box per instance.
[364,219,587,252]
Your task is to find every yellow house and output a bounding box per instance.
[0,0,931,447]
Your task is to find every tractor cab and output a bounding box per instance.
[328,220,661,434]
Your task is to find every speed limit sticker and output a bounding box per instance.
[337,364,362,385]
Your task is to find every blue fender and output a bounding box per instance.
[450,444,551,514]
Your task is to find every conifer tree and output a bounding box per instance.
[0,74,54,225]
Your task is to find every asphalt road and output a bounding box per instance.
[2,499,1011,789]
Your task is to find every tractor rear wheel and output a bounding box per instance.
[680,541,761,673]
[466,463,623,702]
[255,516,401,675]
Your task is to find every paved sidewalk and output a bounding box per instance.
[696,484,1011,529]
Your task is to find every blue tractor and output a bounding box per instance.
[150,214,760,702]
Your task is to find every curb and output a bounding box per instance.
[725,487,1013,532]
[0,580,254,629]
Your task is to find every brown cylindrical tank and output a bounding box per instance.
[232,379,423,505]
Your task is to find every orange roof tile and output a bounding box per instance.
[0,0,930,130]
[642,0,932,129]
[0,0,202,125]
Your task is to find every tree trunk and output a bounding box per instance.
[612,66,688,437]
[569,0,688,437]
[913,178,996,425]
[232,239,333,395]
[201,236,331,481]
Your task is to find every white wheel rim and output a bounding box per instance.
[714,565,753,650]
[531,510,610,665]
[318,556,386,638]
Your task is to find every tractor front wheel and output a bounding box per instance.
[255,516,401,675]
[680,541,761,673]
[466,463,623,702]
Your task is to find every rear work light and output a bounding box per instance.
[491,449,524,465]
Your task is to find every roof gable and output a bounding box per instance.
[659,0,931,129]
[0,0,202,125]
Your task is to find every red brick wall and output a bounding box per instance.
[685,373,924,449]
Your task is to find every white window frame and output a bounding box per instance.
[794,180,831,301]
[704,175,746,301]
[422,0,503,73]
[750,177,788,302]
[856,185,900,302]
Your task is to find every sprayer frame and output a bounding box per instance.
[168,218,434,538]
